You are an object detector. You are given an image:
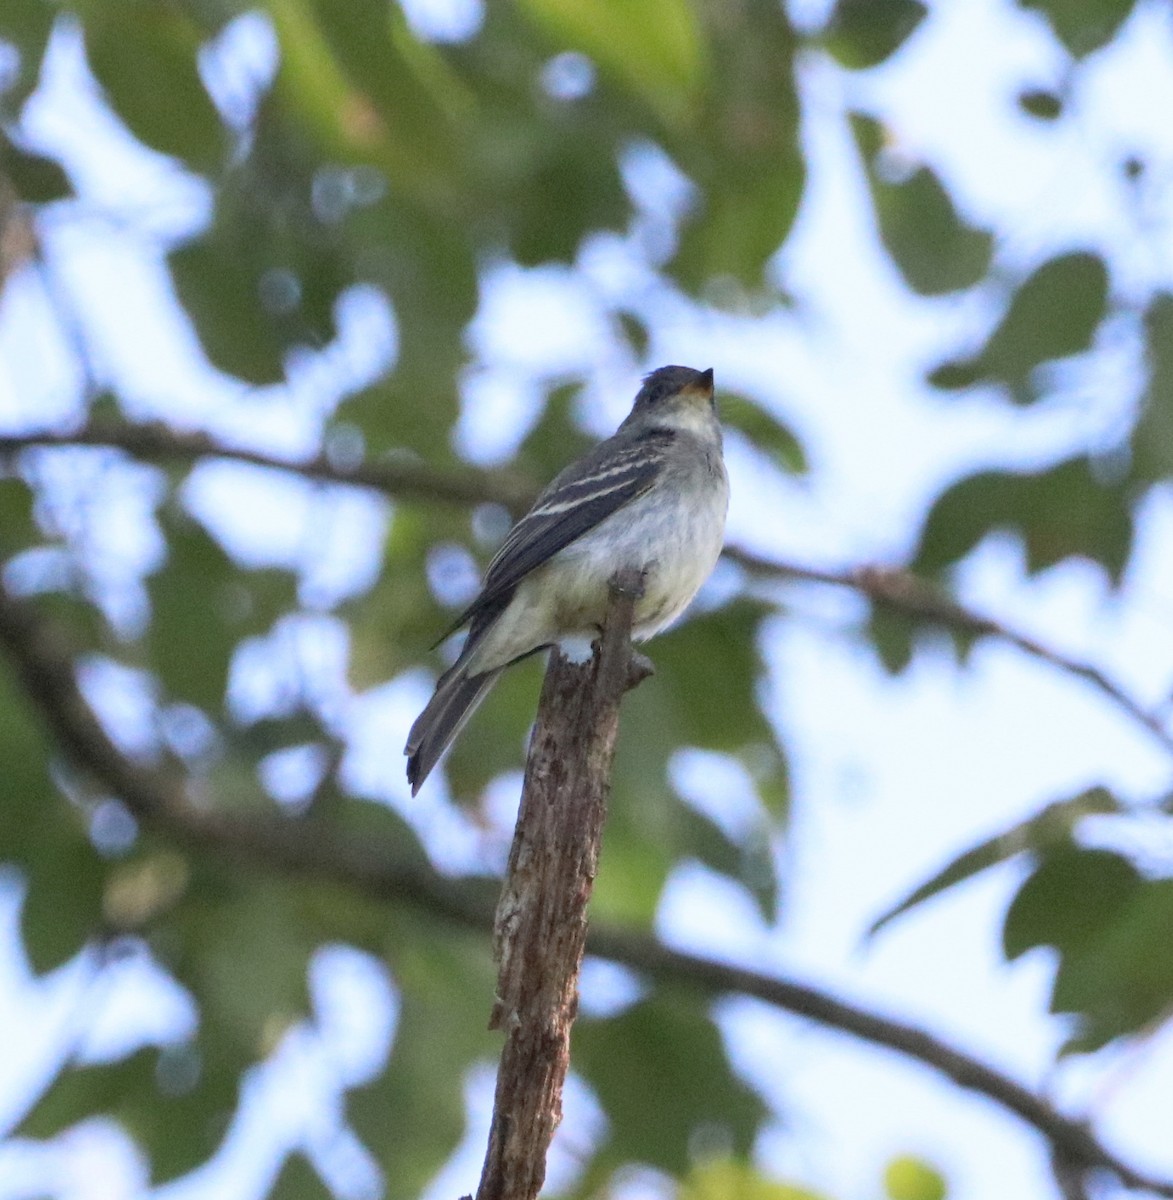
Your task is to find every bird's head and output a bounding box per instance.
[624,365,717,438]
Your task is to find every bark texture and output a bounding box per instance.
[474,570,650,1200]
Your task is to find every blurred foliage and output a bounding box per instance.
[0,0,1167,1197]
[852,113,993,296]
[2,130,72,201]
[883,1156,948,1200]
[914,455,1133,584]
[927,252,1109,403]
[1017,0,1136,57]
[673,1153,947,1200]
[867,787,1121,938]
[822,0,926,69]
[678,1156,830,1200]
[1018,87,1063,120]
[1133,292,1173,482]
[1004,845,1173,1053]
[574,992,767,1184]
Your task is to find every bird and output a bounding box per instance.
[405,364,729,794]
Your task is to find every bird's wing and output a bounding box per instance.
[439,429,675,640]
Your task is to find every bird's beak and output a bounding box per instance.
[682,367,715,403]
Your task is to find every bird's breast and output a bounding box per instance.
[467,451,728,674]
[553,455,728,640]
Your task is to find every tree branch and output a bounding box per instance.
[1,586,1171,1198]
[477,569,650,1200]
[725,547,1173,758]
[587,927,1164,1196]
[0,423,532,512]
[4,421,1168,759]
[0,176,38,292]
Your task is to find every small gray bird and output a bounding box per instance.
[405,365,729,794]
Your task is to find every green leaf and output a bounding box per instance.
[590,824,673,926]
[147,512,241,713]
[327,796,432,871]
[644,601,779,764]
[913,455,1133,584]
[926,358,984,391]
[1017,0,1137,58]
[0,0,56,107]
[1018,88,1063,119]
[1003,845,1140,960]
[932,252,1109,403]
[169,173,352,385]
[1132,292,1173,483]
[823,0,927,69]
[852,114,993,296]
[980,252,1109,403]
[676,803,777,924]
[884,1155,947,1200]
[633,601,787,804]
[672,2,803,290]
[1052,879,1173,1050]
[270,1152,334,1199]
[596,601,787,922]
[869,788,1120,937]
[0,477,37,555]
[236,712,327,760]
[348,926,497,1200]
[169,238,288,386]
[0,660,108,973]
[21,1039,243,1182]
[867,604,915,675]
[84,3,226,173]
[2,136,71,202]
[680,1157,830,1200]
[165,873,316,1058]
[506,129,630,267]
[517,0,708,128]
[0,663,50,819]
[264,0,463,194]
[676,159,803,293]
[575,993,767,1176]
[336,201,475,450]
[720,393,807,475]
[20,835,106,973]
[616,310,651,357]
[516,380,596,486]
[1004,845,1173,1050]
[346,504,479,696]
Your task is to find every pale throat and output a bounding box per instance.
[651,400,720,444]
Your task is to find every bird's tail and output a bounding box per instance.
[405,664,503,795]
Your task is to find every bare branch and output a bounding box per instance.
[0,177,38,291]
[0,423,532,512]
[477,568,647,1200]
[0,585,496,929]
[1,586,1172,1198]
[726,547,1173,757]
[587,927,1168,1197]
[4,421,1168,759]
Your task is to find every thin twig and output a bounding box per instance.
[3,423,1168,758]
[725,547,1173,757]
[0,177,38,291]
[1,586,1171,1198]
[0,423,532,512]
